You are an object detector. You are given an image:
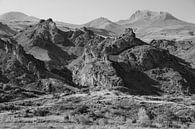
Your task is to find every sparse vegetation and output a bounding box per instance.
[0,8,195,129]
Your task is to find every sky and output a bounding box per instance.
[0,0,195,24]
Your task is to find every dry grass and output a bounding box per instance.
[0,91,195,129]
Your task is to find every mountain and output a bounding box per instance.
[13,18,195,96]
[83,17,125,35]
[117,10,195,42]
[0,12,39,22]
[1,10,195,41]
[0,12,39,31]
[117,10,183,26]
[0,12,80,32]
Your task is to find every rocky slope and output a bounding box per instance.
[0,22,16,37]
[15,19,76,69]
[0,37,78,102]
[150,39,195,68]
[69,28,195,96]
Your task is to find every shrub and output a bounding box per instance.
[72,114,91,125]
[137,107,151,127]
[155,110,175,127]
[33,108,50,116]
[0,104,20,111]
[64,114,70,121]
[97,118,108,125]
[2,84,12,91]
[72,105,89,115]
[191,95,195,100]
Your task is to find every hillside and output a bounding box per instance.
[0,12,39,22]
[0,22,16,37]
[0,12,39,31]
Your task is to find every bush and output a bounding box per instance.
[72,114,91,125]
[64,114,70,121]
[72,105,89,115]
[137,107,151,127]
[191,95,195,100]
[0,104,20,111]
[97,118,108,125]
[2,84,12,91]
[33,108,50,116]
[155,110,175,127]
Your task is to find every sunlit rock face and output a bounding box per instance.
[69,28,195,95]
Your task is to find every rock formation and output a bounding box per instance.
[1,18,194,96]
[70,28,195,95]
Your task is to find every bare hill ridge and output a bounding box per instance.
[1,10,195,42]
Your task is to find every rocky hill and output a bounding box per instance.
[69,28,195,96]
[14,19,76,69]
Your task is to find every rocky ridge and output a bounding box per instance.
[0,19,194,103]
[69,28,195,95]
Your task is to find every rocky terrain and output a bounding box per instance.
[0,10,195,129]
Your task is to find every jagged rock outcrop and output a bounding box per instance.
[97,28,146,56]
[70,28,195,95]
[15,19,75,69]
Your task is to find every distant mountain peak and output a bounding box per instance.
[129,10,177,22]
[0,11,39,22]
[1,11,28,17]
[87,17,113,24]
[83,17,124,35]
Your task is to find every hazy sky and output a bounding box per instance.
[0,0,195,24]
